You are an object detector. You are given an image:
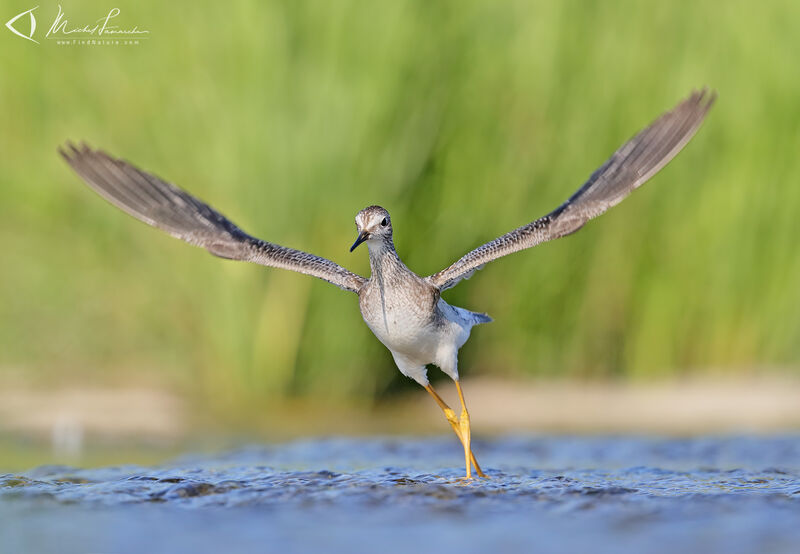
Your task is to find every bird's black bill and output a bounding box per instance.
[350,231,370,252]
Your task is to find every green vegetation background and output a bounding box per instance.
[2,0,798,418]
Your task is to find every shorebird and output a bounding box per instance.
[61,89,714,478]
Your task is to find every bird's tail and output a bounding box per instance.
[455,306,493,326]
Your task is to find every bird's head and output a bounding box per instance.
[350,205,392,252]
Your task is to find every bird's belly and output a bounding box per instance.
[359,302,441,362]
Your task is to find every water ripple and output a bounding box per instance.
[1,435,799,553]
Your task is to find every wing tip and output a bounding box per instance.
[58,140,96,165]
[688,86,718,116]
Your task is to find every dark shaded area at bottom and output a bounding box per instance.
[2,435,799,554]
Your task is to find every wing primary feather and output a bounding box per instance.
[61,142,366,293]
[428,89,716,291]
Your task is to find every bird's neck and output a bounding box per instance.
[367,237,404,279]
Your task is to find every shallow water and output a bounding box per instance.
[2,435,799,553]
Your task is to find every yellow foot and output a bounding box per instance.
[424,382,488,478]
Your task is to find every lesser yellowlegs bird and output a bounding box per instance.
[61,89,715,478]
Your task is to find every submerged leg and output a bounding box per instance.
[424,383,486,478]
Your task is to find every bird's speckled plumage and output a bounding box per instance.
[59,142,366,294]
[353,206,490,384]
[60,90,714,470]
[428,89,716,291]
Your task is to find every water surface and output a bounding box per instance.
[2,435,799,553]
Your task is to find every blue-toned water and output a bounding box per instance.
[2,435,799,553]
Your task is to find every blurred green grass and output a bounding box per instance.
[1,0,798,418]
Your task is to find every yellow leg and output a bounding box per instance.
[424,383,487,478]
[454,380,485,479]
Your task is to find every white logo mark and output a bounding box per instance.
[6,6,39,44]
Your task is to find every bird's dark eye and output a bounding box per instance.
[380,217,388,227]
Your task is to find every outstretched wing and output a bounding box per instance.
[60,142,366,293]
[428,88,716,291]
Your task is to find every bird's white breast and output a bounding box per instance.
[358,276,445,364]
